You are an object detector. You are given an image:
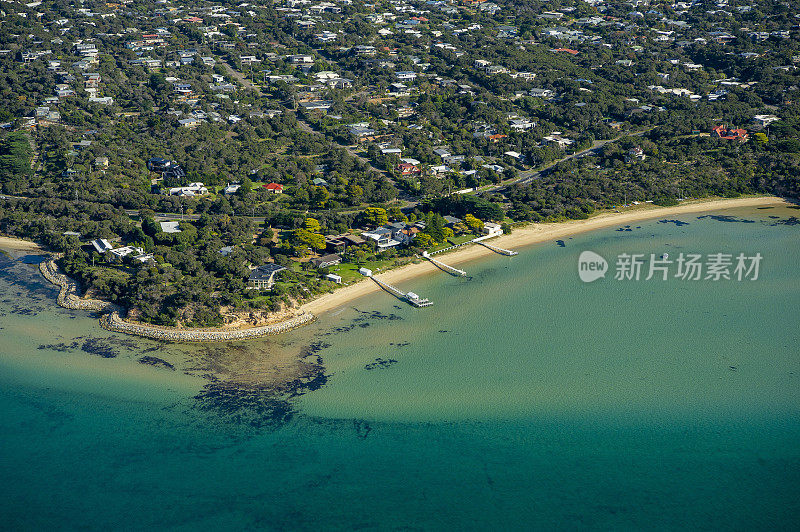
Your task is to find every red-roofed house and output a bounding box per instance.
[552,48,579,55]
[713,125,749,141]
[397,162,420,175]
[264,183,284,193]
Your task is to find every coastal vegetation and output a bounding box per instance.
[0,0,798,326]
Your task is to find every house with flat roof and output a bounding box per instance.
[160,221,182,233]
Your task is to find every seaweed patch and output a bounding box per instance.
[365,358,398,370]
[658,219,690,226]
[188,344,328,429]
[697,214,756,223]
[354,420,372,439]
[138,356,175,370]
[300,341,331,358]
[769,216,800,227]
[79,338,118,358]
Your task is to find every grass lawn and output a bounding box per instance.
[328,257,416,284]
[447,234,477,246]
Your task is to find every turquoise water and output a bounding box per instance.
[1,205,799,530]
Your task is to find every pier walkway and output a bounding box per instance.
[368,275,433,307]
[473,239,518,256]
[421,251,466,276]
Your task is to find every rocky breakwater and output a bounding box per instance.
[40,258,315,342]
[100,311,316,342]
[39,258,121,313]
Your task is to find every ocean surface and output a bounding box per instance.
[1,205,799,530]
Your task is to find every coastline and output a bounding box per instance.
[0,196,789,341]
[0,235,43,257]
[301,195,789,315]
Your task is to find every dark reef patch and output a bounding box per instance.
[300,341,331,358]
[353,309,404,321]
[555,240,565,247]
[138,356,175,370]
[319,309,403,337]
[658,219,690,226]
[365,358,398,370]
[79,338,119,358]
[189,343,329,429]
[38,341,77,353]
[37,335,142,358]
[354,420,372,439]
[616,225,633,232]
[769,216,800,227]
[17,254,47,265]
[194,382,296,428]
[697,214,756,223]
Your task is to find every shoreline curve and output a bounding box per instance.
[300,196,791,316]
[38,257,316,342]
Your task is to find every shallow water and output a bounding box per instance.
[1,205,799,530]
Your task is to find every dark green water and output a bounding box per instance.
[1,205,799,530]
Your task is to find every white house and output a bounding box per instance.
[168,182,207,196]
[482,222,503,237]
[109,246,144,260]
[160,221,182,233]
[90,238,113,253]
[753,114,780,127]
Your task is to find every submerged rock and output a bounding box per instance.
[138,356,175,370]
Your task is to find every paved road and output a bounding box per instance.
[481,129,653,194]
[221,59,262,96]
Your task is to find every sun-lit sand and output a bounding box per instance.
[1,196,790,330]
[0,236,43,252]
[302,196,789,315]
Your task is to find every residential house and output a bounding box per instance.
[160,221,182,233]
[109,246,145,261]
[712,125,748,141]
[626,147,646,161]
[90,238,114,254]
[263,183,284,193]
[510,118,535,130]
[168,183,208,196]
[482,222,503,237]
[362,227,402,251]
[753,114,780,127]
[397,162,420,175]
[310,254,342,269]
[247,263,286,290]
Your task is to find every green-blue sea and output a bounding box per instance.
[1,204,799,530]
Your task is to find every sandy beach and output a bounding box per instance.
[0,235,44,257]
[0,197,791,331]
[302,196,790,315]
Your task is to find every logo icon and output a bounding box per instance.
[578,251,608,282]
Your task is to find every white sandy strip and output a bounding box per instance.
[301,196,789,315]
